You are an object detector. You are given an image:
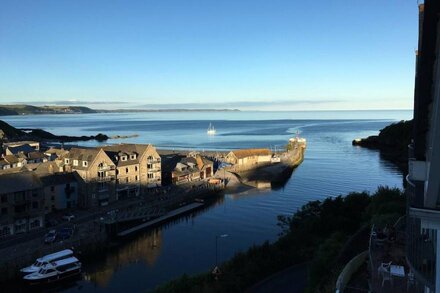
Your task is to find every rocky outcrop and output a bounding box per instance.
[352,120,412,173]
[0,120,108,142]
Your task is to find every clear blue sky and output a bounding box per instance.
[0,0,418,110]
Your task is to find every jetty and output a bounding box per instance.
[116,202,204,237]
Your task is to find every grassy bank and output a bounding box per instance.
[153,186,405,293]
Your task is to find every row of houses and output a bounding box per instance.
[0,141,217,238]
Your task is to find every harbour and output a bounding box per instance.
[0,111,409,292]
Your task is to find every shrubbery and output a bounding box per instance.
[154,186,405,293]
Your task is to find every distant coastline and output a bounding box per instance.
[0,104,240,116]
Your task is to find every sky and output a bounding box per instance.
[0,0,418,110]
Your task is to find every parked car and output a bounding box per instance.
[44,230,57,244]
[57,227,74,240]
[62,213,75,222]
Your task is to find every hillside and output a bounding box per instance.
[0,119,108,142]
[0,105,97,115]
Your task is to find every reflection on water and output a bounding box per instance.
[85,230,163,288]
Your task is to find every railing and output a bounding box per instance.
[406,212,436,290]
[98,165,115,171]
[93,176,114,183]
[335,251,368,292]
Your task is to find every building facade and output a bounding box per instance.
[225,149,272,170]
[102,144,161,198]
[40,173,78,213]
[406,1,440,291]
[64,148,116,207]
[0,172,45,237]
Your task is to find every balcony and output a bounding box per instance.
[93,176,115,183]
[98,165,115,171]
[406,210,437,290]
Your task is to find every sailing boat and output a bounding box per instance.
[207,123,216,135]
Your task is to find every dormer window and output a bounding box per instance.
[83,161,88,167]
[121,156,127,161]
[130,154,136,160]
[65,159,70,164]
[73,160,78,166]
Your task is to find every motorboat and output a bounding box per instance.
[23,256,82,285]
[20,249,74,275]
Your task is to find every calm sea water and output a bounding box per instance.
[1,110,412,292]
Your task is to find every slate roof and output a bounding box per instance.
[229,148,271,159]
[66,148,101,170]
[39,173,77,186]
[0,171,43,194]
[45,147,69,157]
[3,155,19,164]
[7,144,35,155]
[27,151,46,160]
[102,144,152,167]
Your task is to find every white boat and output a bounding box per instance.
[23,256,82,285]
[207,123,216,135]
[20,249,74,274]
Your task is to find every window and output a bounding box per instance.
[130,155,136,160]
[116,169,119,175]
[0,226,11,237]
[121,156,127,161]
[135,176,138,181]
[30,219,41,229]
[147,163,153,169]
[32,202,39,209]
[73,160,78,166]
[1,195,6,203]
[126,168,129,174]
[83,161,88,167]
[148,173,154,179]
[1,207,7,215]
[32,192,38,198]
[51,196,55,201]
[135,166,138,172]
[50,186,55,192]
[65,158,70,164]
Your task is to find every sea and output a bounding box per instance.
[1,110,412,292]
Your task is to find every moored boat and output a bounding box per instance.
[23,256,82,285]
[20,249,74,275]
[207,123,216,135]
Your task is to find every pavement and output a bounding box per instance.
[246,263,309,293]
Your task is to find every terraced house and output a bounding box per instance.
[0,172,45,237]
[102,144,161,199]
[64,148,116,207]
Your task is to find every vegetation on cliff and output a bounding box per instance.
[0,120,108,142]
[352,120,412,172]
[154,186,405,293]
[0,105,96,115]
